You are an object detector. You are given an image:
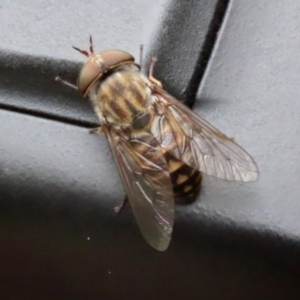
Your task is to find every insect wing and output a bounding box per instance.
[103,126,174,251]
[151,86,259,182]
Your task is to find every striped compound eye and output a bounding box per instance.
[77,50,135,97]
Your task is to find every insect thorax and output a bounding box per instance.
[88,66,154,132]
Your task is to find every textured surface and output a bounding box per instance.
[194,0,300,239]
[0,111,299,298]
[0,0,168,125]
[1,0,300,299]
[0,0,217,123]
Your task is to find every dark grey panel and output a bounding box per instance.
[0,109,299,300]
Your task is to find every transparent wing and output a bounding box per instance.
[151,86,259,182]
[103,126,174,251]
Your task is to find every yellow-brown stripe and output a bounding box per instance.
[164,152,202,204]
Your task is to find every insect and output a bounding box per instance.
[56,36,259,251]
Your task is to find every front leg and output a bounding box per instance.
[89,126,103,134]
[139,44,144,68]
[114,196,129,214]
[55,76,78,91]
[148,57,163,88]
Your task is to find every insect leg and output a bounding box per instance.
[72,36,94,57]
[72,46,89,57]
[55,76,78,91]
[89,35,94,54]
[114,196,129,214]
[148,57,163,88]
[89,126,103,134]
[139,44,144,67]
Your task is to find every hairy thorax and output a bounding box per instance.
[88,67,154,132]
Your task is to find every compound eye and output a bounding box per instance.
[77,60,103,96]
[77,50,135,97]
[100,50,134,67]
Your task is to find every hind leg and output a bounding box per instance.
[114,196,129,214]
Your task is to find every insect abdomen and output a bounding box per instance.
[164,152,202,204]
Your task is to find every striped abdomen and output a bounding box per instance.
[128,133,201,205]
[164,152,202,204]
